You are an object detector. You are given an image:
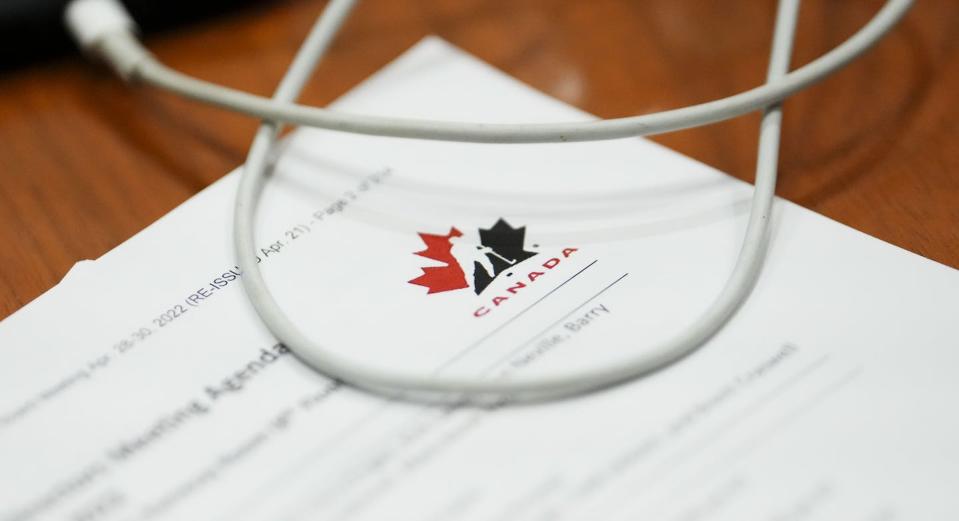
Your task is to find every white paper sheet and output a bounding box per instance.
[1,37,958,521]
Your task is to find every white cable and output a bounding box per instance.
[63,0,908,404]
[235,0,799,404]
[78,0,911,144]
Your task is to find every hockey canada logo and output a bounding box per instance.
[408,218,578,317]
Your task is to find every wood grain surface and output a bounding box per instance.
[0,0,956,320]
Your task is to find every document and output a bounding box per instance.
[2,37,958,521]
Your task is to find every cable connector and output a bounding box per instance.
[64,0,148,80]
[64,0,137,50]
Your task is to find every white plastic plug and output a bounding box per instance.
[64,0,148,80]
[64,0,138,51]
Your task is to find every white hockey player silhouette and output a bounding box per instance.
[449,235,502,284]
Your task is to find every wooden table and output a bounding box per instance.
[1,0,956,320]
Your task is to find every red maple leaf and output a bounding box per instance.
[408,227,469,294]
